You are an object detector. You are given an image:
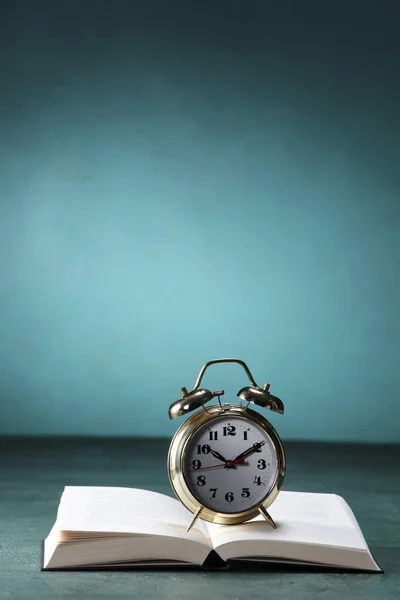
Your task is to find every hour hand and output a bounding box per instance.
[209,448,228,463]
[233,441,265,462]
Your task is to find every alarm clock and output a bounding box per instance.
[167,358,286,531]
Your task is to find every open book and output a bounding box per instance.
[42,487,381,572]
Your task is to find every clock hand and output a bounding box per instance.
[232,441,266,463]
[209,447,240,469]
[191,459,246,471]
[208,448,228,463]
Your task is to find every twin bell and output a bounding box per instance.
[168,358,284,420]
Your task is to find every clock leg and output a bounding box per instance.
[187,506,203,532]
[259,505,277,529]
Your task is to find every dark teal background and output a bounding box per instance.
[0,0,399,441]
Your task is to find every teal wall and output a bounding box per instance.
[0,1,399,442]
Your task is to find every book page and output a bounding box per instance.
[55,487,209,544]
[206,491,379,570]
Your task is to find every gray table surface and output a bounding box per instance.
[0,437,399,599]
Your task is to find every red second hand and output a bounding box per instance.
[191,459,246,472]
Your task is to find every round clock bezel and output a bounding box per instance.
[167,404,286,525]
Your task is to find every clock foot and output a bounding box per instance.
[259,505,277,529]
[187,506,203,532]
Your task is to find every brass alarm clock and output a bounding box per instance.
[167,358,286,531]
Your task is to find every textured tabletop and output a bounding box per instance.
[0,437,399,599]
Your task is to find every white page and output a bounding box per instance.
[205,491,379,570]
[55,487,209,544]
[207,491,367,548]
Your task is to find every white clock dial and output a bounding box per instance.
[182,415,278,514]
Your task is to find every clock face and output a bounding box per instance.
[182,414,278,514]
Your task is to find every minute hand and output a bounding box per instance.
[232,441,265,462]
